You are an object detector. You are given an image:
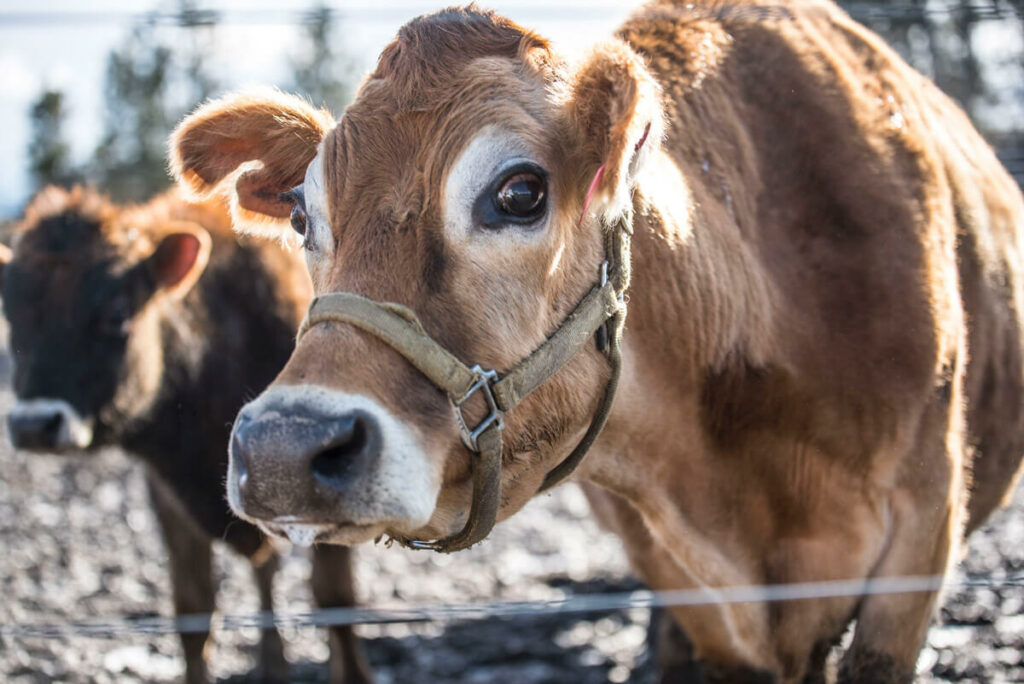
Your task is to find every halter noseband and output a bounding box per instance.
[296,183,632,553]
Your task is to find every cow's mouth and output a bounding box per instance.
[260,518,385,547]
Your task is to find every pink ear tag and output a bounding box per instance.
[579,164,606,225]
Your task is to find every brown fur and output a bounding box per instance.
[170,2,1024,682]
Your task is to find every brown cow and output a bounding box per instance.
[0,187,371,684]
[169,2,1024,682]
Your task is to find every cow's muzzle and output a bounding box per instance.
[233,406,380,514]
[7,399,94,452]
[227,385,440,544]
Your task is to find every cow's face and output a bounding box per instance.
[170,8,661,546]
[0,187,210,453]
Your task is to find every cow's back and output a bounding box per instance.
[621,0,1024,527]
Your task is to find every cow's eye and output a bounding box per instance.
[494,170,546,220]
[289,204,307,239]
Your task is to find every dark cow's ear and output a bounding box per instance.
[147,223,212,299]
[568,39,663,220]
[0,243,11,282]
[168,89,335,239]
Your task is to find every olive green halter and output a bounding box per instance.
[297,211,632,552]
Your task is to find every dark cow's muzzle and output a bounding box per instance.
[7,399,94,452]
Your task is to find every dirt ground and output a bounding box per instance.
[0,334,1022,683]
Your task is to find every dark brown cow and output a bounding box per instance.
[170,2,1024,682]
[0,187,371,684]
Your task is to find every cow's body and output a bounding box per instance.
[576,2,1024,679]
[0,188,371,684]
[169,1,1024,682]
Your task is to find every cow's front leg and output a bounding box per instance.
[312,544,373,684]
[147,474,215,684]
[839,394,965,684]
[251,552,289,682]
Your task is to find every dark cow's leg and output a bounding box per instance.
[146,474,215,684]
[312,544,373,684]
[653,608,702,684]
[251,552,289,683]
[799,640,833,684]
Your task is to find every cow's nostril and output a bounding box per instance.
[310,415,372,490]
[41,413,62,440]
[232,432,250,493]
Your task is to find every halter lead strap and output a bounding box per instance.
[297,215,632,553]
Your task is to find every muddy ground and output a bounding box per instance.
[0,336,1022,682]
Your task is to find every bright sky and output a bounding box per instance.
[0,1,634,217]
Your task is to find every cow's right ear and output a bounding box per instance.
[146,222,212,299]
[169,89,335,238]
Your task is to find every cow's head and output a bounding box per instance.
[170,7,661,547]
[0,186,211,453]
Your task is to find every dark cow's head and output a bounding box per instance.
[0,186,211,453]
[170,7,662,547]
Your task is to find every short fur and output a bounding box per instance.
[170,2,1024,682]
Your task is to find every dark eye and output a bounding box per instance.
[289,204,307,238]
[494,171,546,219]
[280,187,308,240]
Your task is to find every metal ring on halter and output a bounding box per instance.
[451,365,505,452]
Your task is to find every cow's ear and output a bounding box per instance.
[147,222,212,299]
[0,243,11,282]
[568,40,663,220]
[169,89,335,238]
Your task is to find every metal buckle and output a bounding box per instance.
[451,365,505,451]
[596,261,611,352]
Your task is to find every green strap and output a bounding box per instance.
[299,293,478,398]
[491,283,620,411]
[539,305,624,492]
[426,424,504,553]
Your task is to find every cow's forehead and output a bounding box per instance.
[321,65,559,215]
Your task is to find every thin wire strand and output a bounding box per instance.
[2,573,1022,639]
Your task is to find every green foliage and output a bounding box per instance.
[27,89,78,189]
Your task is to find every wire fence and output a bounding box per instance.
[3,572,1022,639]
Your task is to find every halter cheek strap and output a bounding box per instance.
[296,168,632,553]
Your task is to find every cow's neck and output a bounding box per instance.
[628,149,778,376]
[579,148,784,661]
[583,146,781,488]
[120,295,216,456]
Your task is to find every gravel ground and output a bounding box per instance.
[0,331,1022,682]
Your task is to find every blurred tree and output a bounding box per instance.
[92,1,220,202]
[290,4,358,113]
[92,22,175,202]
[177,0,220,107]
[27,89,78,190]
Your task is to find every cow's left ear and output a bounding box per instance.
[568,39,663,220]
[147,222,212,299]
